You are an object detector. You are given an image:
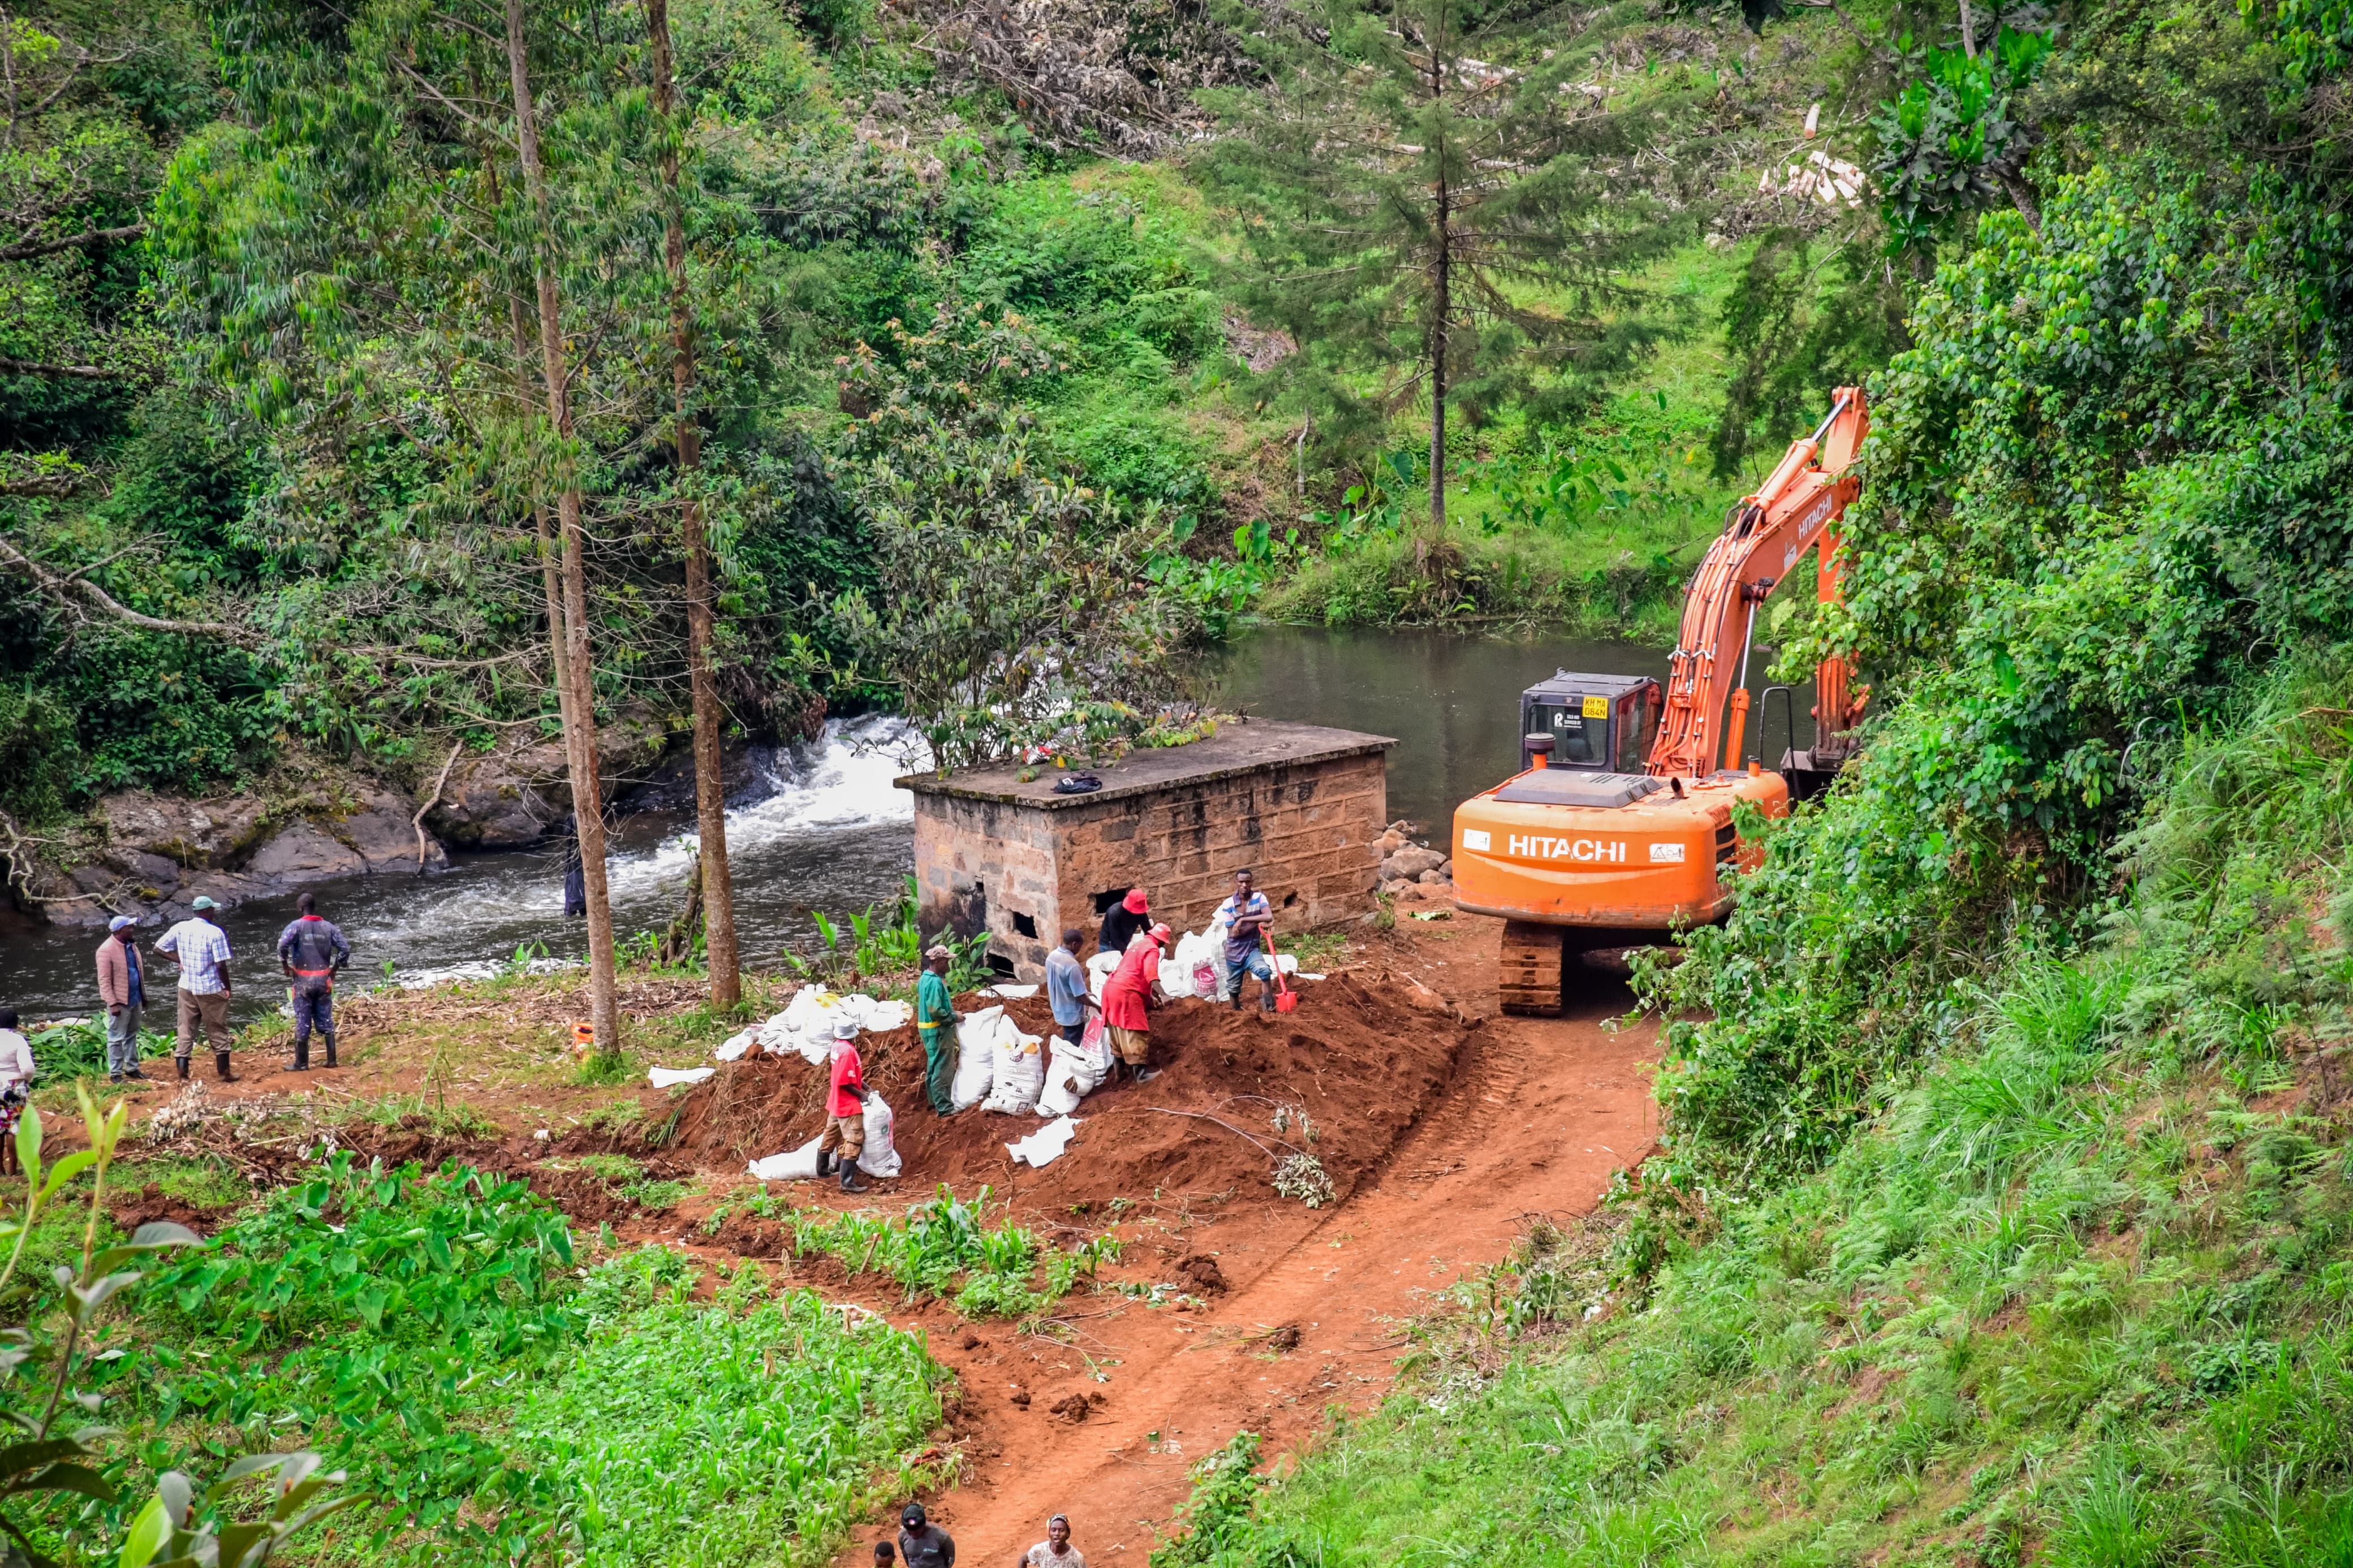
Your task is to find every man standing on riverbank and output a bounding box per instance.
[157,895,235,1082]
[916,945,958,1115]
[95,916,149,1083]
[277,893,352,1072]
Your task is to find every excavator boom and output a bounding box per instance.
[1650,387,1869,778]
[1449,387,1871,1016]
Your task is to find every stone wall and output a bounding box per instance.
[910,747,1387,979]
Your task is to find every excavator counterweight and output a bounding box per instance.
[1451,388,1870,1015]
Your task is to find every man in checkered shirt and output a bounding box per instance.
[157,895,238,1082]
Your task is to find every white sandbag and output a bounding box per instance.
[747,1135,823,1181]
[782,985,826,1031]
[1161,937,1197,1000]
[1036,1061,1085,1118]
[1049,1034,1107,1094]
[715,1031,755,1061]
[835,992,880,1025]
[1086,950,1122,1003]
[648,1066,715,1088]
[953,1005,1005,1111]
[1007,1115,1080,1169]
[987,983,1039,999]
[1079,1014,1116,1077]
[982,1016,1046,1114]
[857,1091,902,1177]
[1277,953,1299,975]
[863,999,911,1031]
[794,1031,830,1066]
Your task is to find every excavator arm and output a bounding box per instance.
[1647,387,1869,779]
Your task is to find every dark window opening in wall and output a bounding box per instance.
[1092,888,1130,915]
[986,948,1018,978]
[1282,891,1300,908]
[1011,911,1039,939]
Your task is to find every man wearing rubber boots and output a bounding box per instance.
[277,892,352,1070]
[816,1016,872,1193]
[916,945,958,1115]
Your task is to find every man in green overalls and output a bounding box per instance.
[916,945,959,1115]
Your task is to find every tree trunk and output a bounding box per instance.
[1424,1,1448,567]
[1429,187,1448,559]
[643,0,740,1010]
[506,0,620,1056]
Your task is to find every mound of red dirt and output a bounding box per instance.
[656,970,1481,1213]
[110,1182,240,1237]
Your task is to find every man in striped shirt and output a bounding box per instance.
[157,896,237,1082]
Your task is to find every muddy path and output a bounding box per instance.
[821,917,1658,1566]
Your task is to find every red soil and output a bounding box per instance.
[661,969,1480,1212]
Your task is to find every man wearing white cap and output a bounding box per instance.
[94,915,150,1084]
[157,895,236,1082]
[817,1014,872,1194]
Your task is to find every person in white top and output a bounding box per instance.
[1016,1515,1083,1568]
[0,1010,33,1177]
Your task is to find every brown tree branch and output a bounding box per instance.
[0,222,145,264]
[0,354,127,380]
[0,534,258,642]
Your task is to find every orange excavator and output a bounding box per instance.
[1450,387,1871,1014]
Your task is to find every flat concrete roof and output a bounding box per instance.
[897,719,1395,810]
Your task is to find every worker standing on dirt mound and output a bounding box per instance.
[916,945,959,1116]
[899,1504,955,1568]
[1100,923,1170,1085]
[1214,868,1279,1014]
[816,1016,872,1194]
[1018,1514,1084,1568]
[1097,887,1151,955]
[1046,927,1092,1049]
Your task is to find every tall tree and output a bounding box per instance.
[1197,0,1692,550]
[642,0,739,1010]
[503,0,620,1056]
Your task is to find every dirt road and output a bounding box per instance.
[857,920,1658,1565]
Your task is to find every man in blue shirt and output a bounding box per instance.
[278,892,353,1070]
[1045,926,1093,1048]
[1214,869,1278,1013]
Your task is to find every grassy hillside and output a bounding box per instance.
[1161,656,2353,1567]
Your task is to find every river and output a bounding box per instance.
[0,628,1813,1023]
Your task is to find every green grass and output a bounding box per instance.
[1,1154,950,1567]
[1157,656,2353,1567]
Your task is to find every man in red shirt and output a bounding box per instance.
[1100,922,1170,1085]
[817,1016,872,1193]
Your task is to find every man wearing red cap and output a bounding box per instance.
[1097,887,1152,958]
[1099,922,1170,1084]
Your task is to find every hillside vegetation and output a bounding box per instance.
[1135,0,2353,1560]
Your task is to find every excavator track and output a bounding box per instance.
[1498,920,1569,1017]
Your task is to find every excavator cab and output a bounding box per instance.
[1518,673,1662,775]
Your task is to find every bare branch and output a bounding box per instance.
[0,354,128,380]
[0,534,258,643]
[0,223,146,264]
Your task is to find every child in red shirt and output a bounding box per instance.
[819,1016,872,1193]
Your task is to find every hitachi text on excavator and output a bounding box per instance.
[1450,388,1871,1014]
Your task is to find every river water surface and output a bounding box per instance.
[0,628,1812,1023]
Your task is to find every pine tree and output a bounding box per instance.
[1198,0,1694,549]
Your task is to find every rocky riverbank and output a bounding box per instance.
[20,716,675,930]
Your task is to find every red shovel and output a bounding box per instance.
[1269,942,1299,1014]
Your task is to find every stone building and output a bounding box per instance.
[898,720,1395,979]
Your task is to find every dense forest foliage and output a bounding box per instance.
[0,0,1886,837]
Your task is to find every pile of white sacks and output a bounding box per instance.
[729,938,1316,1182]
[712,984,912,1066]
